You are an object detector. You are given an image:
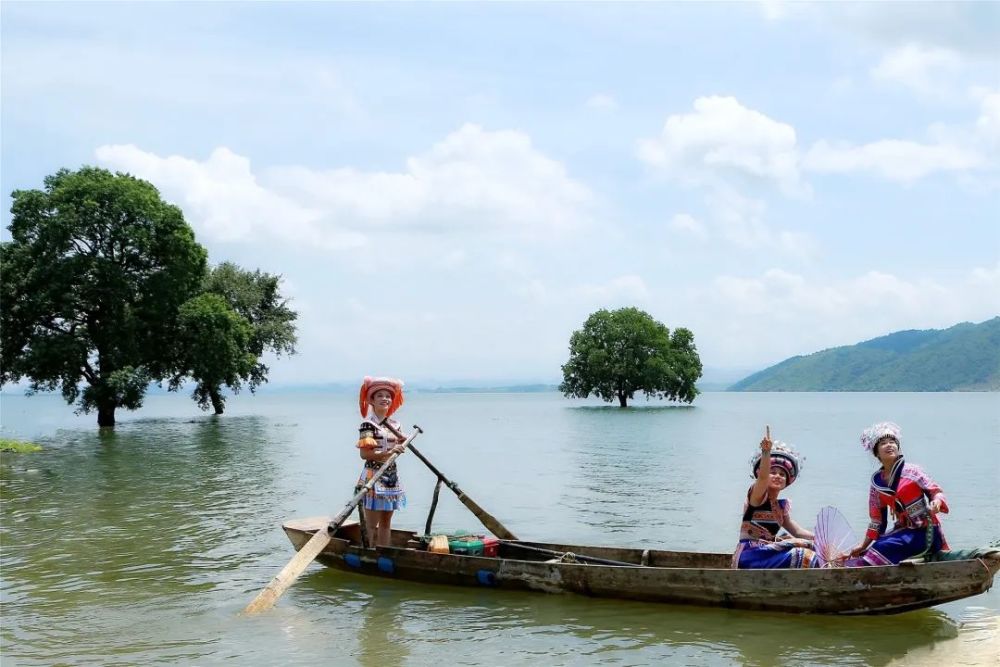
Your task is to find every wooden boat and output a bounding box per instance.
[283,517,1000,615]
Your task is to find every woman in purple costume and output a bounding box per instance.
[732,427,817,569]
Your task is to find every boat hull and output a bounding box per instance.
[282,517,999,615]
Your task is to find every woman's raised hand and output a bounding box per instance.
[760,425,773,454]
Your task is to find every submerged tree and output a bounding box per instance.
[1,167,207,426]
[2,167,299,426]
[559,307,702,407]
[171,263,298,414]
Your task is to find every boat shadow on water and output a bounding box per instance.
[289,569,969,667]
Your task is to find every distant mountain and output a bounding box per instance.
[729,317,1000,392]
[422,384,559,393]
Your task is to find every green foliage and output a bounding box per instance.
[559,307,702,407]
[1,167,299,425]
[729,317,1000,391]
[1,167,207,426]
[171,263,298,414]
[172,293,256,413]
[0,438,42,453]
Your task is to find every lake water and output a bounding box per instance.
[1,390,998,666]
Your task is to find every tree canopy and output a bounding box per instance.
[559,307,702,407]
[170,263,298,414]
[1,167,297,426]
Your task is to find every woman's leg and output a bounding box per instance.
[377,510,394,546]
[737,543,817,569]
[362,507,378,546]
[844,527,941,567]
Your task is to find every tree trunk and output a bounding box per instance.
[210,388,225,415]
[97,403,116,428]
[618,392,628,408]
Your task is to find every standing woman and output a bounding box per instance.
[356,376,407,547]
[844,421,949,566]
[732,428,817,569]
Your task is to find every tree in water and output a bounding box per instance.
[1,167,207,426]
[559,307,702,407]
[2,167,299,425]
[171,263,297,414]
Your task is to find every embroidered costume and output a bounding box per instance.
[847,421,949,566]
[732,442,816,569]
[355,377,407,512]
[854,457,948,565]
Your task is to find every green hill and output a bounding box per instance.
[729,317,1000,391]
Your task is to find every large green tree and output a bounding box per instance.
[559,307,702,407]
[1,167,207,426]
[170,263,297,414]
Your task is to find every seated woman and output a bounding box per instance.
[844,421,948,566]
[732,428,817,569]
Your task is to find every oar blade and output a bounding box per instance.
[242,529,331,615]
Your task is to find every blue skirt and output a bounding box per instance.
[856,525,943,566]
[358,461,406,512]
[733,540,816,569]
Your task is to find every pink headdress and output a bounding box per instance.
[860,421,901,453]
[358,376,405,417]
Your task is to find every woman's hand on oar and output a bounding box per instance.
[242,426,423,615]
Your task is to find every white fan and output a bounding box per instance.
[813,506,857,567]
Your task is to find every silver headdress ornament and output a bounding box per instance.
[860,421,901,452]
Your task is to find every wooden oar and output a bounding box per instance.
[242,426,423,615]
[380,420,518,540]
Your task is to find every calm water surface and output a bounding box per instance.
[2,391,998,666]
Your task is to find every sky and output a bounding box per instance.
[2,2,999,387]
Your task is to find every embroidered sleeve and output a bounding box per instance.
[865,484,887,540]
[909,463,949,513]
[357,421,378,449]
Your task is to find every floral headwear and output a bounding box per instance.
[750,442,803,486]
[358,376,404,417]
[860,421,901,454]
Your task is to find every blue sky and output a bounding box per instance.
[3,2,999,386]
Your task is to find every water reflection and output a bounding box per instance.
[559,405,705,547]
[0,415,289,663]
[2,391,996,666]
[295,569,960,666]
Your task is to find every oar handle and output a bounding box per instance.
[380,421,448,482]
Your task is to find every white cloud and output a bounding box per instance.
[758,3,1000,57]
[572,275,649,303]
[585,93,619,111]
[637,96,806,197]
[698,264,1000,366]
[870,44,963,97]
[96,124,594,251]
[266,123,594,238]
[706,189,817,256]
[95,144,364,250]
[975,92,1000,148]
[669,213,708,240]
[803,138,985,183]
